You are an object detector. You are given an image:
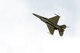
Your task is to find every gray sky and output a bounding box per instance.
[0,0,80,53]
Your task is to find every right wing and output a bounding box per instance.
[47,15,60,35]
[47,24,55,35]
[49,15,60,24]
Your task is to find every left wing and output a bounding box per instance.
[49,15,60,24]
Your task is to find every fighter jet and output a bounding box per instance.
[32,13,66,36]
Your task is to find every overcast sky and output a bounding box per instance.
[0,0,80,53]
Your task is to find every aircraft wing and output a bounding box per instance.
[49,16,60,24]
[47,24,55,35]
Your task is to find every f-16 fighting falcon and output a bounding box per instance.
[32,13,66,36]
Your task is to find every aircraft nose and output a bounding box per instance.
[32,13,36,15]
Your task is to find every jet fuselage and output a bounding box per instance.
[33,13,59,29]
[33,13,67,36]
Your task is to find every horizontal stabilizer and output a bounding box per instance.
[58,28,64,36]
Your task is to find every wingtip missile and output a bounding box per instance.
[54,14,60,17]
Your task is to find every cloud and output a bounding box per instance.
[0,0,80,53]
